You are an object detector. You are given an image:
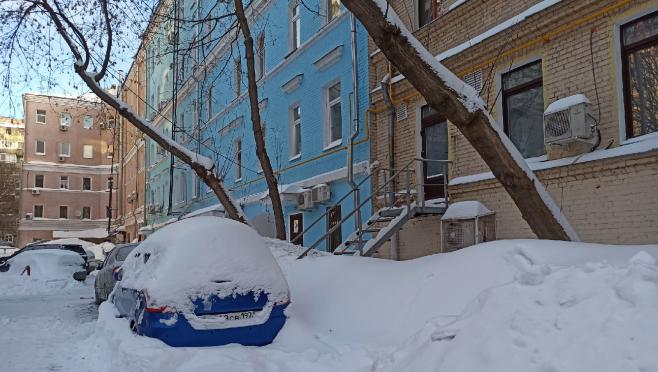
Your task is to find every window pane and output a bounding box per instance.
[425,122,449,177]
[83,178,91,191]
[59,206,68,219]
[294,123,302,155]
[627,45,658,137]
[83,145,93,158]
[36,140,44,154]
[83,116,93,129]
[329,82,341,101]
[36,110,46,123]
[503,61,542,91]
[330,102,342,142]
[419,0,432,27]
[61,113,71,127]
[35,175,44,188]
[505,85,546,158]
[623,12,658,46]
[82,207,90,219]
[34,206,43,218]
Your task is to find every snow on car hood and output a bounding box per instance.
[7,250,85,279]
[119,217,290,309]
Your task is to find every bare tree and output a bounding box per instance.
[341,0,578,241]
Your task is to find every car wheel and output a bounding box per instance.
[129,320,137,333]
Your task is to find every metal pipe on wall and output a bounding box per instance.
[348,14,363,251]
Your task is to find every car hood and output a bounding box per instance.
[7,250,85,279]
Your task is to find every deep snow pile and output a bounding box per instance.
[119,217,289,309]
[95,237,658,372]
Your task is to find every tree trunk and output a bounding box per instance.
[233,0,287,240]
[75,67,247,224]
[342,0,578,241]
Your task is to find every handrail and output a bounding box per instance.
[297,157,451,259]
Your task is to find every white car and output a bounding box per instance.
[0,248,88,281]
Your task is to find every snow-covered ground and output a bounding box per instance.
[2,238,658,371]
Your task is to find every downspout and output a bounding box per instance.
[381,66,398,261]
[348,14,363,252]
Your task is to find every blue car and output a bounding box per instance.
[111,216,291,347]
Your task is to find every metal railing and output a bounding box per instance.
[296,158,450,259]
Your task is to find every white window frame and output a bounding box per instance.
[324,80,343,148]
[289,2,301,52]
[234,138,242,181]
[192,175,199,199]
[60,112,72,128]
[82,177,92,191]
[35,140,45,155]
[59,142,71,157]
[289,104,302,159]
[34,174,44,188]
[59,205,68,219]
[256,32,265,80]
[59,176,69,190]
[83,115,93,129]
[83,144,93,159]
[33,205,44,218]
[36,110,46,124]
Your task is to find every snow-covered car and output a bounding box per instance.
[94,243,139,304]
[112,217,290,347]
[0,246,18,258]
[0,248,88,281]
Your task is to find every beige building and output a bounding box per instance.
[17,93,119,247]
[368,0,658,259]
[0,117,24,245]
[115,53,148,243]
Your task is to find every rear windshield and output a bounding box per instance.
[116,245,138,261]
[22,244,86,257]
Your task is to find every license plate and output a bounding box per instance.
[220,311,256,321]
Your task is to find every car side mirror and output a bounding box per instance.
[73,271,87,281]
[113,267,123,281]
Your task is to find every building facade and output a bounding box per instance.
[17,93,120,247]
[139,0,372,250]
[0,117,24,245]
[369,0,658,259]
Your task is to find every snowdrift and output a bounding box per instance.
[96,238,658,371]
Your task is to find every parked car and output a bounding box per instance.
[112,216,291,347]
[94,243,139,304]
[0,245,88,281]
[0,246,18,258]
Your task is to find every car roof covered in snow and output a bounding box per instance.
[119,217,289,309]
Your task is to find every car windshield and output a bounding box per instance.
[115,244,138,261]
[21,244,87,258]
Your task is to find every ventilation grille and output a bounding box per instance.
[463,70,483,93]
[544,111,571,139]
[395,103,408,121]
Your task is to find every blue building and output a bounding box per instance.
[142,0,371,251]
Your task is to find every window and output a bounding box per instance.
[83,115,93,129]
[59,206,68,219]
[325,82,342,146]
[107,118,116,129]
[5,128,11,135]
[256,32,265,80]
[192,175,199,199]
[290,2,301,51]
[235,139,242,181]
[33,205,43,218]
[327,0,341,22]
[82,177,91,191]
[60,112,72,127]
[418,0,438,28]
[290,105,302,158]
[35,140,45,155]
[36,110,46,124]
[59,176,69,189]
[59,142,71,157]
[234,58,242,96]
[175,173,186,204]
[81,207,91,220]
[34,175,44,188]
[501,60,545,158]
[621,11,658,139]
[179,112,186,132]
[83,145,93,159]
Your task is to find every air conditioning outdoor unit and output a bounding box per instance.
[58,156,66,162]
[297,189,313,211]
[31,189,40,195]
[75,210,82,218]
[441,201,496,252]
[543,94,597,145]
[311,184,331,203]
[25,213,32,220]
[60,125,69,131]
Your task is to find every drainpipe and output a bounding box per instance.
[348,14,363,252]
[381,67,398,261]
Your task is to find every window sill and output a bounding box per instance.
[323,140,342,152]
[620,130,658,146]
[289,154,301,162]
[234,178,243,184]
[35,153,46,156]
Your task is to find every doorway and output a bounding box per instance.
[420,105,448,201]
[326,205,342,252]
[289,213,304,246]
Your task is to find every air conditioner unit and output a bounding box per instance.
[25,213,32,220]
[543,94,597,145]
[441,201,496,252]
[58,156,66,162]
[60,125,69,131]
[311,184,331,203]
[75,210,82,218]
[31,189,40,195]
[297,189,313,211]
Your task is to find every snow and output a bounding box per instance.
[372,0,578,241]
[450,131,658,186]
[53,227,109,239]
[44,238,94,248]
[545,93,590,115]
[119,217,289,310]
[441,200,492,220]
[2,238,658,371]
[87,242,116,260]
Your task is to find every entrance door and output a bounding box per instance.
[326,205,342,252]
[289,213,304,246]
[420,105,449,200]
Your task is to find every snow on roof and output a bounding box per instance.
[53,228,109,240]
[442,201,493,220]
[87,242,116,259]
[545,94,590,115]
[450,131,658,186]
[120,217,289,309]
[181,203,225,219]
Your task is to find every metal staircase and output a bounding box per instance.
[297,158,450,259]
